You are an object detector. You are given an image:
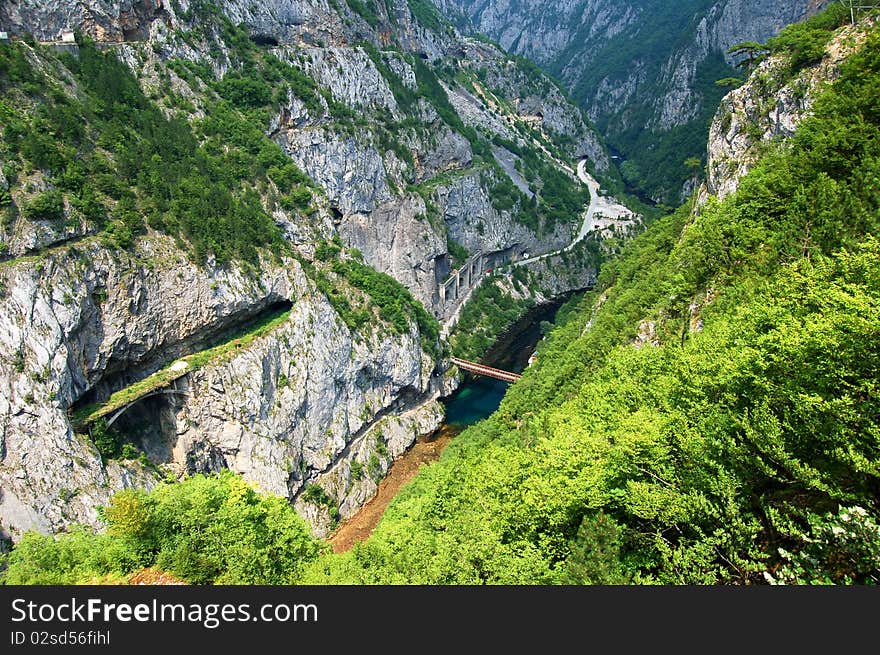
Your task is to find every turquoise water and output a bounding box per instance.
[441,298,567,427]
[443,376,510,426]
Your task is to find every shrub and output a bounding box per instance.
[767,4,849,72]
[0,472,326,585]
[22,190,64,221]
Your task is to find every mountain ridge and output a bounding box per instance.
[0,0,612,541]
[432,0,831,202]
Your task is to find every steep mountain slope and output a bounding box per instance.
[433,0,830,202]
[3,6,878,586]
[294,10,878,584]
[0,0,607,542]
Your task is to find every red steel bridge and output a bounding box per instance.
[450,357,522,383]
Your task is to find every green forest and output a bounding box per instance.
[556,2,861,205]
[308,17,879,584]
[1,8,879,585]
[0,35,310,265]
[310,18,878,583]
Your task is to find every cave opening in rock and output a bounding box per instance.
[122,27,148,42]
[110,392,181,465]
[434,253,451,283]
[250,33,280,47]
[70,299,294,414]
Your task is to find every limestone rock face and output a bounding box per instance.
[281,129,395,216]
[0,235,444,540]
[0,0,342,46]
[702,22,866,203]
[435,0,829,136]
[413,126,473,184]
[169,289,446,538]
[0,0,610,541]
[294,47,400,114]
[456,38,609,170]
[1,0,171,42]
[652,0,831,131]
[344,194,447,312]
[0,237,296,536]
[435,170,560,256]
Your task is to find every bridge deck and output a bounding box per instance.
[450,357,522,383]
[72,370,191,428]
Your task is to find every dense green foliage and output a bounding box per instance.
[300,27,880,584]
[0,1,621,587]
[21,190,64,221]
[334,258,441,356]
[303,249,441,356]
[0,38,299,264]
[88,419,143,463]
[610,3,856,203]
[346,0,381,28]
[12,2,880,584]
[448,231,602,363]
[449,271,535,360]
[615,52,732,205]
[446,237,469,268]
[727,5,853,85]
[0,472,325,584]
[484,132,589,235]
[407,0,447,34]
[766,3,850,73]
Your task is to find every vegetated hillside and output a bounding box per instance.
[433,0,830,204]
[0,0,604,545]
[300,11,880,584]
[4,7,876,586]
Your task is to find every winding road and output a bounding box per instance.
[514,159,602,267]
[441,159,635,336]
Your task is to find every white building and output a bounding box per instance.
[0,32,9,41]
[60,29,75,43]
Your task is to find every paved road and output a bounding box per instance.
[442,159,634,336]
[513,159,600,267]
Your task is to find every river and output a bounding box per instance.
[328,297,569,552]
[444,298,565,425]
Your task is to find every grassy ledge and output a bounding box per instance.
[71,305,293,427]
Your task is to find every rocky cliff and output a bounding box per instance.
[0,0,606,539]
[702,19,871,202]
[0,235,450,538]
[434,0,830,202]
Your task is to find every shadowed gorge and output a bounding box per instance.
[432,0,833,203]
[0,0,605,545]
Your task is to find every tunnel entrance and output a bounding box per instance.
[250,33,280,47]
